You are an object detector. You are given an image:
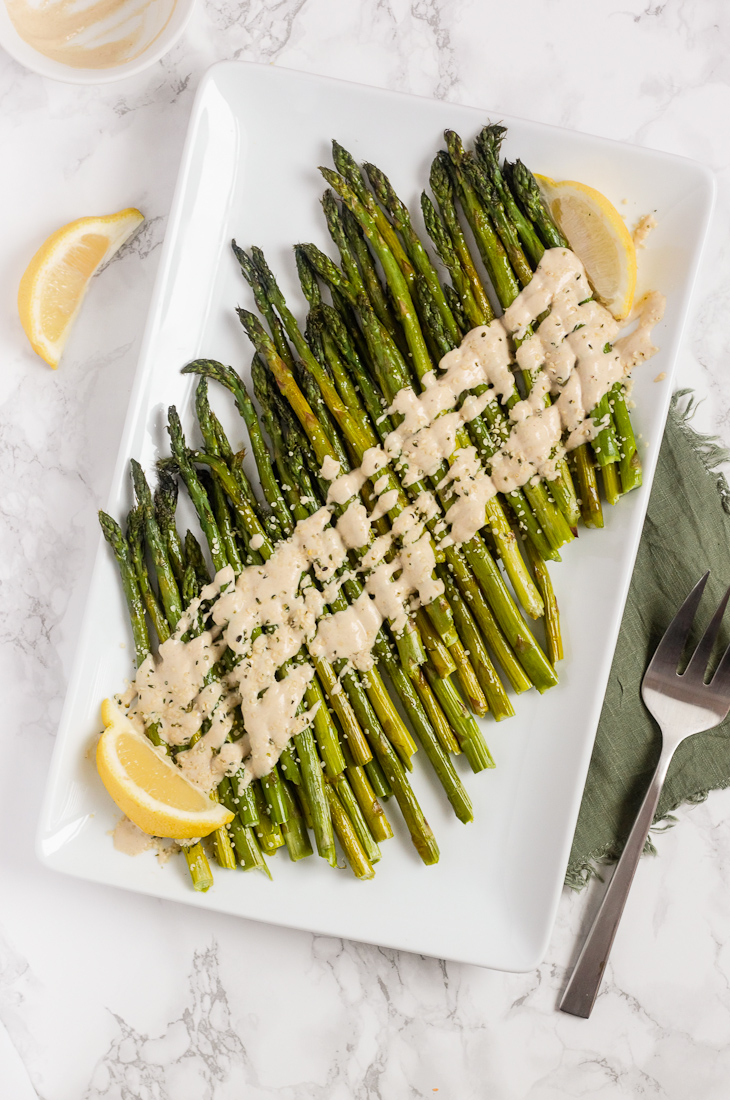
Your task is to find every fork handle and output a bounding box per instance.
[560,742,676,1018]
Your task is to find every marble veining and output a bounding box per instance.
[3,0,730,1097]
[85,943,248,1099]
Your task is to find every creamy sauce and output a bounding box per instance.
[439,445,497,548]
[326,446,388,506]
[112,816,178,861]
[118,248,664,789]
[336,501,371,550]
[7,0,176,70]
[309,591,383,672]
[633,214,657,249]
[112,815,153,855]
[380,249,664,539]
[320,455,341,480]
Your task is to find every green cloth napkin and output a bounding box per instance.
[566,391,730,889]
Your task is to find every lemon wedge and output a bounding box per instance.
[96,699,234,840]
[535,176,636,320]
[18,208,144,368]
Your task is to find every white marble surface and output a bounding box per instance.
[2,1,730,1096]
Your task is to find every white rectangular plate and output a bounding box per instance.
[38,62,714,972]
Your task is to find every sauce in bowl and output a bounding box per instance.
[6,0,177,69]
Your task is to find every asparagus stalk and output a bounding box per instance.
[436,564,515,720]
[430,152,495,323]
[572,446,604,529]
[474,124,545,267]
[130,460,183,630]
[507,159,567,250]
[364,756,392,800]
[218,777,272,876]
[325,784,375,879]
[154,466,187,588]
[612,382,642,492]
[279,781,314,863]
[364,160,462,345]
[98,511,151,672]
[295,244,322,307]
[423,663,494,772]
[341,739,393,844]
[330,774,381,865]
[126,506,170,648]
[209,788,238,870]
[420,189,488,329]
[331,140,417,290]
[462,153,534,288]
[98,509,215,891]
[416,608,457,680]
[341,202,408,355]
[184,529,211,587]
[253,785,286,855]
[321,189,405,354]
[181,844,215,892]
[524,540,563,667]
[590,390,622,506]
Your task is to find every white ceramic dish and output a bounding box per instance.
[0,0,195,84]
[37,61,714,971]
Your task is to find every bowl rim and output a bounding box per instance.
[0,0,196,84]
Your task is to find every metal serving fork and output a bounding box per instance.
[560,572,730,1018]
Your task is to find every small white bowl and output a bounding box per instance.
[0,0,195,84]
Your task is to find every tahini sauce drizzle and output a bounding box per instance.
[382,248,664,534]
[124,499,440,787]
[7,0,177,70]
[120,248,664,788]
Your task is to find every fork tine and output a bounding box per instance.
[646,571,709,676]
[683,584,730,682]
[709,636,730,696]
[709,644,730,700]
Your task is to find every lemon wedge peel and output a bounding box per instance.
[18,208,144,369]
[534,176,637,321]
[96,699,233,840]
